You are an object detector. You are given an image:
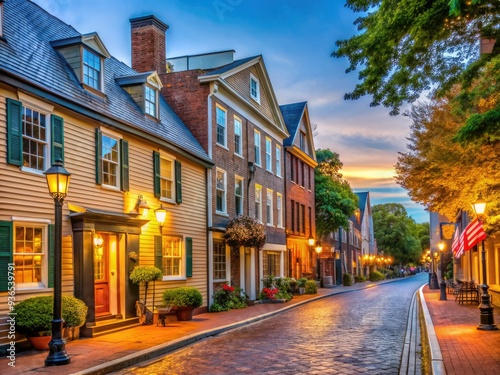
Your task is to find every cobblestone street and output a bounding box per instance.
[115,275,425,375]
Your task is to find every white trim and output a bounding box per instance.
[254,130,261,166]
[265,137,272,173]
[215,104,227,148]
[18,92,54,113]
[215,168,227,214]
[250,73,260,103]
[261,243,287,251]
[11,217,51,224]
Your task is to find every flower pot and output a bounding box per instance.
[175,306,194,321]
[27,335,51,351]
[299,287,305,295]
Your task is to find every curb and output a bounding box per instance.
[418,285,446,375]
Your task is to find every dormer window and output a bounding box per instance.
[144,85,157,117]
[250,74,260,103]
[116,71,162,119]
[83,48,101,90]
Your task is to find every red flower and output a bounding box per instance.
[262,287,279,300]
[223,284,235,293]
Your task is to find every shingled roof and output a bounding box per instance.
[279,101,307,147]
[0,0,212,166]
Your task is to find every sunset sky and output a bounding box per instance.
[32,0,428,223]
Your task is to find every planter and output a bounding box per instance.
[299,287,305,295]
[27,335,51,351]
[176,306,194,321]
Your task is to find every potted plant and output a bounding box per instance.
[62,295,88,340]
[15,295,88,350]
[297,277,308,295]
[162,287,203,321]
[129,265,163,309]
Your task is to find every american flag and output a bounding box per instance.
[463,218,487,252]
[452,225,464,258]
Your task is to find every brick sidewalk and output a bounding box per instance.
[422,285,500,374]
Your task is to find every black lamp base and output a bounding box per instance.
[45,337,71,366]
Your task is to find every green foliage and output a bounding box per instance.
[304,280,318,294]
[297,277,308,288]
[223,216,266,250]
[354,275,366,283]
[162,287,203,308]
[129,266,163,284]
[315,149,359,236]
[343,273,353,286]
[210,284,247,312]
[369,271,386,282]
[15,295,88,335]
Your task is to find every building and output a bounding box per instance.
[0,0,213,345]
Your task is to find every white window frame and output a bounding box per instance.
[265,137,272,172]
[213,239,228,282]
[159,153,176,203]
[254,130,261,166]
[161,235,185,280]
[13,220,50,290]
[299,130,306,151]
[235,176,244,217]
[266,189,273,226]
[216,168,227,214]
[216,105,227,147]
[276,193,283,228]
[255,184,262,223]
[144,85,158,118]
[101,132,121,190]
[21,105,49,174]
[234,116,243,156]
[83,48,102,91]
[275,145,281,177]
[250,73,260,103]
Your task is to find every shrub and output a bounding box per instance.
[297,278,308,288]
[304,280,318,294]
[210,284,247,312]
[15,295,88,335]
[354,275,366,283]
[275,277,295,294]
[262,274,274,289]
[129,266,163,284]
[369,271,385,282]
[162,287,203,308]
[343,273,353,286]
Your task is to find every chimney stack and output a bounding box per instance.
[130,15,168,74]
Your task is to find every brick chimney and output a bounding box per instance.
[480,38,495,55]
[130,15,168,74]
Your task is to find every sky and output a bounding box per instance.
[32,0,429,223]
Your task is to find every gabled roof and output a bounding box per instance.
[280,101,307,147]
[0,0,211,166]
[116,71,163,89]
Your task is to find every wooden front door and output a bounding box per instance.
[94,233,109,316]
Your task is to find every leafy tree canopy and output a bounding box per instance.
[315,149,359,236]
[372,203,425,265]
[333,0,500,116]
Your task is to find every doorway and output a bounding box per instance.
[94,233,119,317]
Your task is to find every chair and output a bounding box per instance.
[454,281,479,305]
[135,300,154,325]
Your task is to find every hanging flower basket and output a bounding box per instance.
[223,216,266,250]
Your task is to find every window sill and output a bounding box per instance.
[234,153,244,160]
[100,185,122,193]
[216,143,229,151]
[20,167,45,176]
[216,212,229,217]
[162,277,187,282]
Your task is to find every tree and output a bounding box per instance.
[315,149,359,236]
[372,203,423,265]
[333,0,500,116]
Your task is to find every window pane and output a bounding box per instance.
[160,157,174,200]
[101,135,120,188]
[162,236,182,277]
[83,49,101,89]
[22,106,47,171]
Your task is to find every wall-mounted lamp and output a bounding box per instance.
[136,195,150,217]
[155,205,167,233]
[308,235,315,247]
[248,161,255,181]
[94,233,104,250]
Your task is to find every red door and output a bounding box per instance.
[94,233,109,316]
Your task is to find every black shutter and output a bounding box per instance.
[153,151,161,198]
[6,98,23,166]
[154,235,163,273]
[50,115,64,164]
[48,224,55,288]
[0,221,13,292]
[95,129,102,185]
[120,139,129,192]
[186,237,192,277]
[175,160,182,203]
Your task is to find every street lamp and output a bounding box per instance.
[315,243,322,284]
[471,195,498,331]
[430,251,439,289]
[44,160,71,366]
[438,241,447,301]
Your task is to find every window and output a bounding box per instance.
[22,106,47,171]
[216,169,227,214]
[154,152,182,204]
[161,236,183,277]
[216,105,226,147]
[291,200,295,232]
[254,130,261,166]
[83,48,101,90]
[255,185,262,222]
[275,146,281,177]
[13,223,48,288]
[264,252,281,277]
[265,138,272,172]
[266,189,273,226]
[250,74,260,102]
[160,156,175,202]
[299,130,306,151]
[235,176,244,217]
[144,85,157,117]
[300,161,305,187]
[277,193,283,228]
[96,129,129,191]
[234,117,242,156]
[213,240,227,281]
[301,204,306,234]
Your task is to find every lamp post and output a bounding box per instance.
[315,243,322,285]
[44,161,71,366]
[438,242,447,301]
[430,251,439,289]
[471,195,498,331]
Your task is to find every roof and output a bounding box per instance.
[199,55,260,77]
[0,0,211,166]
[356,192,369,211]
[280,101,307,147]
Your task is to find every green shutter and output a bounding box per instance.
[154,235,163,273]
[120,139,129,192]
[50,115,64,164]
[6,98,23,166]
[95,129,102,185]
[175,160,182,203]
[48,224,55,288]
[153,151,161,198]
[0,221,13,292]
[186,237,192,277]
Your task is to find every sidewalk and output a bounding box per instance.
[2,277,499,374]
